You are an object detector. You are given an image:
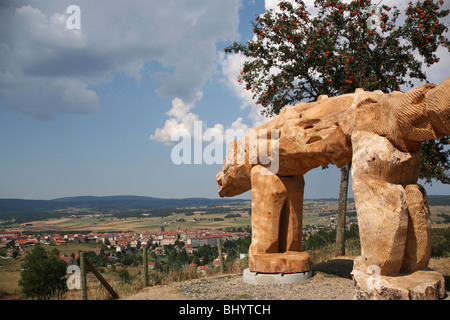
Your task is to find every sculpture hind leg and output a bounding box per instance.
[351,131,432,275]
[402,184,432,273]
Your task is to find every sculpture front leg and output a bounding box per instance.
[249,165,288,257]
[248,165,309,274]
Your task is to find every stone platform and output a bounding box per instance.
[352,267,446,300]
[243,268,313,285]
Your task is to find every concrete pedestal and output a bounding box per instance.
[243,268,313,285]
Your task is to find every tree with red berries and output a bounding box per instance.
[225,0,450,256]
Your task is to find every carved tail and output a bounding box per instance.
[425,77,450,138]
[395,77,450,142]
[395,82,437,142]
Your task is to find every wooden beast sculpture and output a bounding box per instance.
[216,78,449,298]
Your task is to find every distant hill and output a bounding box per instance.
[427,195,450,206]
[0,199,72,214]
[52,195,162,202]
[0,194,447,216]
[0,195,249,215]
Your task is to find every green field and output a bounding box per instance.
[2,197,449,234]
[6,202,252,233]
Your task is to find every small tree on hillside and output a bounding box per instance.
[19,246,68,299]
[225,0,450,256]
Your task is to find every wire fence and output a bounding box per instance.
[61,241,245,300]
[63,265,147,300]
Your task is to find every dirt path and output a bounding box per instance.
[126,257,450,300]
[126,257,356,300]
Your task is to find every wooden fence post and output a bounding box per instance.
[79,251,87,300]
[217,238,224,273]
[79,250,119,300]
[85,258,119,299]
[143,247,148,287]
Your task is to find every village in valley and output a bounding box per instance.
[0,198,354,276]
[1,196,448,266]
[0,226,250,270]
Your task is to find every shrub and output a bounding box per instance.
[19,246,68,299]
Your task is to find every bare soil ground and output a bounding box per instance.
[126,256,450,300]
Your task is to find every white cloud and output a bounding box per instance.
[265,0,319,16]
[149,95,252,145]
[149,97,200,144]
[150,1,274,146]
[427,46,450,84]
[218,51,270,129]
[264,0,281,11]
[229,117,250,132]
[0,0,241,119]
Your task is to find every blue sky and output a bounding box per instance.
[0,0,449,200]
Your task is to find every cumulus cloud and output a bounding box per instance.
[149,0,272,146]
[0,0,241,119]
[150,48,271,147]
[149,97,200,144]
[149,95,252,145]
[218,51,270,129]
